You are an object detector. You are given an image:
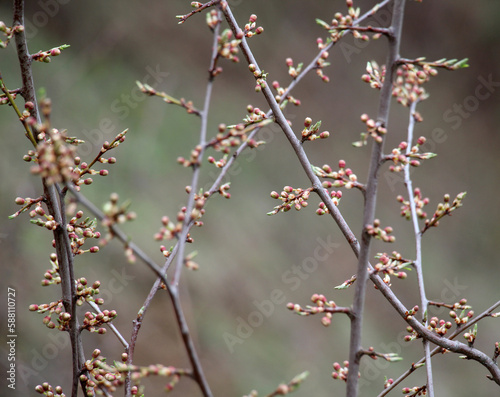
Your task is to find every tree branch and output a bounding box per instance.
[13,1,89,395]
[404,99,434,395]
[347,2,405,395]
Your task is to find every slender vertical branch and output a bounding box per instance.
[346,2,405,395]
[12,1,89,395]
[12,0,37,120]
[404,100,434,396]
[172,10,221,287]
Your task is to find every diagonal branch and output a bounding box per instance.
[221,0,500,392]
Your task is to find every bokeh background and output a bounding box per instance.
[1,1,499,396]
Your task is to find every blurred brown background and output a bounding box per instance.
[1,1,499,396]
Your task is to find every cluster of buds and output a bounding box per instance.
[82,307,117,334]
[331,361,350,381]
[177,144,204,167]
[208,153,228,168]
[67,211,101,255]
[366,219,395,242]
[463,324,478,347]
[39,253,61,286]
[188,185,209,218]
[315,189,342,215]
[372,57,467,108]
[387,137,436,172]
[371,251,411,285]
[392,62,436,106]
[217,29,241,63]
[267,186,313,215]
[205,8,219,31]
[13,200,58,232]
[285,57,303,79]
[206,119,267,165]
[155,186,210,245]
[80,349,124,395]
[313,38,332,82]
[29,300,69,330]
[242,104,268,125]
[397,187,429,220]
[76,278,104,306]
[218,182,231,199]
[301,117,330,142]
[155,212,191,243]
[242,14,264,38]
[429,298,474,325]
[353,112,387,146]
[450,302,474,324]
[361,61,385,89]
[109,359,189,393]
[73,129,127,187]
[137,82,200,115]
[207,123,239,156]
[422,192,466,233]
[248,64,268,92]
[30,128,81,186]
[35,382,65,396]
[272,79,301,107]
[406,315,454,341]
[316,0,370,43]
[315,49,331,82]
[313,159,362,190]
[31,44,69,63]
[101,192,136,239]
[402,59,462,104]
[0,20,25,48]
[402,385,427,396]
[30,127,124,190]
[287,294,347,327]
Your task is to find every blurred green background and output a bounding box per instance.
[1,1,499,396]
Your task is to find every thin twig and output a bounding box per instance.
[172,13,220,287]
[404,100,434,396]
[87,301,129,349]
